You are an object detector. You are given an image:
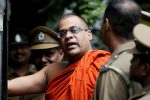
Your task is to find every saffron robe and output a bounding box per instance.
[45,50,110,100]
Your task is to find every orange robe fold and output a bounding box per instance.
[45,50,110,100]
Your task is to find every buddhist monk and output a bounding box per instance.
[8,14,110,100]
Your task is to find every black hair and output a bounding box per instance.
[135,41,150,64]
[104,0,141,39]
[134,54,150,65]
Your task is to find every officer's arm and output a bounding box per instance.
[94,70,128,100]
[8,66,48,96]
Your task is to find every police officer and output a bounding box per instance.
[29,26,64,71]
[129,24,150,100]
[8,28,45,100]
[94,1,142,100]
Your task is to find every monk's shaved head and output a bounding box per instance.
[57,14,88,31]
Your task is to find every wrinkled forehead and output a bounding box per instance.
[58,16,86,30]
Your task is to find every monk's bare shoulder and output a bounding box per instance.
[45,61,69,81]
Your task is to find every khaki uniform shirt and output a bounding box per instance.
[8,65,45,100]
[129,86,150,100]
[94,41,142,100]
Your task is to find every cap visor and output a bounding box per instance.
[30,44,59,50]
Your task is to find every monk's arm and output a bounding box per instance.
[8,67,48,96]
[8,62,68,96]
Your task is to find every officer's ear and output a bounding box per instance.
[59,49,64,61]
[140,63,150,76]
[104,18,111,31]
[143,63,150,76]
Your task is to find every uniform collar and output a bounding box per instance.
[113,41,135,55]
[143,86,150,93]
[8,64,37,77]
[103,41,135,67]
[129,86,150,100]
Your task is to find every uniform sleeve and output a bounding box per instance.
[94,70,128,100]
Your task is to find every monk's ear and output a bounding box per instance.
[87,29,93,40]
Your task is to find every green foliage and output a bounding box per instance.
[79,0,106,28]
[141,3,150,12]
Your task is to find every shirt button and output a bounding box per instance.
[114,55,118,59]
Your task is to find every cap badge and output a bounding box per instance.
[15,34,21,42]
[38,32,45,41]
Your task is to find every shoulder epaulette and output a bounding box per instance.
[100,65,108,73]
